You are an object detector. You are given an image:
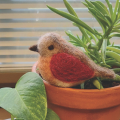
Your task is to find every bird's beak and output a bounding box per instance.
[29,44,38,52]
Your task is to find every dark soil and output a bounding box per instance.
[72,80,120,89]
[72,72,120,89]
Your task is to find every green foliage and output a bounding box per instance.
[47,5,95,35]
[47,0,120,89]
[92,79,103,90]
[45,109,60,120]
[0,72,60,120]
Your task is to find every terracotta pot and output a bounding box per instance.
[32,62,120,120]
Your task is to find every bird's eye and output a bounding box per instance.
[48,45,54,50]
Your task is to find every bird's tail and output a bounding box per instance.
[95,66,120,81]
[94,64,115,80]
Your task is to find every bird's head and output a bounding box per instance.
[29,32,67,57]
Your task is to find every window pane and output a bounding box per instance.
[0,0,119,72]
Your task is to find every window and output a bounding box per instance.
[0,0,119,73]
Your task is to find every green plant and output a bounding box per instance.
[0,72,60,120]
[47,0,120,89]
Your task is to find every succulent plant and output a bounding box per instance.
[47,0,120,89]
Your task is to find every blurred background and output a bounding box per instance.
[0,0,118,72]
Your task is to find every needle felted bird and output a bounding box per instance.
[29,32,118,88]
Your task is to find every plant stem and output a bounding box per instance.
[97,25,114,51]
[97,38,103,51]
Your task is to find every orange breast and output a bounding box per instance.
[37,56,59,85]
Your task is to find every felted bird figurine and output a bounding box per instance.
[29,32,117,88]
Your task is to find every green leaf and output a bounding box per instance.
[96,14,109,27]
[87,1,109,25]
[104,14,112,24]
[88,7,106,32]
[66,31,86,48]
[106,61,120,67]
[100,62,111,68]
[112,42,115,46]
[85,0,95,8]
[63,0,78,17]
[105,0,113,17]
[91,3,112,25]
[113,0,119,21]
[45,108,60,120]
[115,18,120,23]
[114,22,120,27]
[0,72,47,120]
[88,43,98,50]
[88,52,99,62]
[106,51,120,63]
[106,59,116,64]
[81,35,89,47]
[109,44,120,49]
[93,79,103,89]
[97,37,104,51]
[107,46,120,54]
[112,68,120,73]
[88,5,105,20]
[94,29,102,37]
[96,1,110,15]
[86,31,97,43]
[112,29,120,33]
[109,33,120,38]
[66,30,73,41]
[47,5,95,34]
[118,2,120,18]
[113,25,120,29]
[77,35,85,44]
[73,22,91,44]
[82,2,89,7]
[91,1,108,16]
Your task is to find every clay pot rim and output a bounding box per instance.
[43,80,120,92]
[32,62,120,109]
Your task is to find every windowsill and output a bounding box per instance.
[0,67,31,73]
[0,67,31,84]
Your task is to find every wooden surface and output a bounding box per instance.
[0,108,11,120]
[0,72,26,84]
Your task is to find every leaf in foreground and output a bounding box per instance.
[0,72,47,120]
[45,108,60,120]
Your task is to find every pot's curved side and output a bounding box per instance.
[47,102,120,120]
[32,62,120,120]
